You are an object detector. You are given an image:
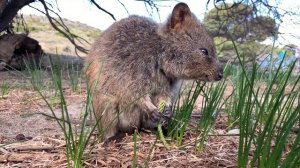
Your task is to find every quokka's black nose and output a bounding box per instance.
[217,73,223,80]
[216,67,223,81]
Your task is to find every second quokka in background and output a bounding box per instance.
[85,2,223,140]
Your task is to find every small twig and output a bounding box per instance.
[90,0,116,21]
[6,145,54,151]
[0,147,9,154]
[117,0,130,15]
[207,134,239,136]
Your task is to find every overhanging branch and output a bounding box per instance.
[90,0,116,21]
[38,0,88,55]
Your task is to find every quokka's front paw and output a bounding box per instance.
[142,110,162,130]
[142,107,174,131]
[161,106,173,128]
[162,106,173,118]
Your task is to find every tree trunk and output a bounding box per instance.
[0,0,36,32]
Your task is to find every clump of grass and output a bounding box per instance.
[162,36,299,168]
[67,61,82,92]
[47,96,61,108]
[24,57,45,90]
[195,72,227,150]
[166,81,205,146]
[166,75,227,147]
[28,56,101,168]
[229,39,300,167]
[0,82,10,98]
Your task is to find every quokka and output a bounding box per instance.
[86,2,223,140]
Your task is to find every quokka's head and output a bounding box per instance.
[159,3,223,82]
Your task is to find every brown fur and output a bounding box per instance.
[85,3,223,140]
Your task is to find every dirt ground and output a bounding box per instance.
[0,70,239,167]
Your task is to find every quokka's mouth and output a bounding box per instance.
[215,74,223,81]
[195,76,212,83]
[195,73,223,82]
[215,70,223,81]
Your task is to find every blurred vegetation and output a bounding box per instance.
[203,3,278,63]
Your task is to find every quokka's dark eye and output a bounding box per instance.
[200,48,208,56]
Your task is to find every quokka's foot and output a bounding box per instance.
[102,133,126,147]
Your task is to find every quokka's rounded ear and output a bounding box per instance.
[169,3,192,30]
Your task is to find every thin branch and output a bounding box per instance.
[140,0,161,21]
[35,4,90,45]
[117,0,130,15]
[37,0,88,55]
[90,0,116,21]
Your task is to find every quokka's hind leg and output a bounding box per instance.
[93,95,119,140]
[100,109,119,140]
[118,105,142,132]
[118,95,162,132]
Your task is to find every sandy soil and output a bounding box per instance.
[0,71,86,142]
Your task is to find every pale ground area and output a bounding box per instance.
[0,70,86,142]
